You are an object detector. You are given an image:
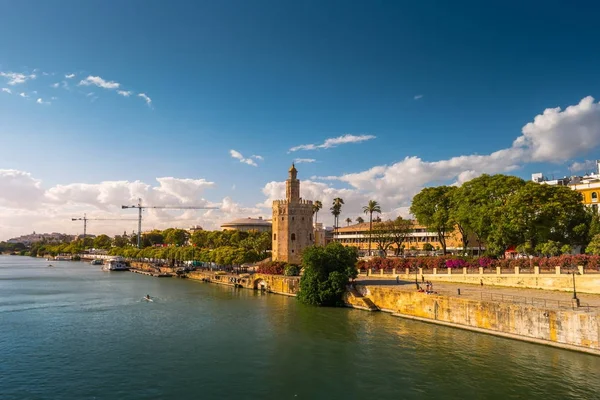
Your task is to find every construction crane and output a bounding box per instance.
[71,214,138,242]
[121,198,219,248]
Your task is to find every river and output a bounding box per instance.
[1,255,599,400]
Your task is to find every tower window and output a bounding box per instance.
[309,233,312,241]
[281,217,284,221]
[593,192,598,202]
[273,233,276,240]
[291,250,294,253]
[302,217,304,221]
[291,233,296,241]
[292,217,294,221]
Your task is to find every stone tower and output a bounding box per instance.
[272,164,314,264]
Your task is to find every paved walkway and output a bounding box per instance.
[356,277,600,312]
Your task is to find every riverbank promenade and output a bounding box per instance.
[358,276,600,312]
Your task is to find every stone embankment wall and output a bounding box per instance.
[130,261,175,274]
[187,271,299,296]
[347,285,600,355]
[361,266,600,294]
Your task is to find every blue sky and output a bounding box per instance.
[1,0,600,238]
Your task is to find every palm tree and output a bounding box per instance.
[362,200,382,256]
[330,197,344,233]
[356,216,364,224]
[345,217,352,226]
[312,200,322,226]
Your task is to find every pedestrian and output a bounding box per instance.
[396,275,399,284]
[422,275,425,283]
[480,279,483,287]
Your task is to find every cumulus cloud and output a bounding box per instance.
[65,73,75,79]
[50,83,60,88]
[0,171,273,240]
[137,93,152,106]
[414,94,423,100]
[117,90,132,97]
[19,92,28,98]
[513,96,600,162]
[569,160,598,174]
[294,158,316,164]
[78,75,120,90]
[230,150,260,167]
[1,88,11,94]
[36,98,51,105]
[289,134,376,152]
[0,71,36,85]
[251,155,264,161]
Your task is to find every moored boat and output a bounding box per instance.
[91,259,103,265]
[54,255,72,261]
[102,258,129,271]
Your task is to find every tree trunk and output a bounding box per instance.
[368,212,373,257]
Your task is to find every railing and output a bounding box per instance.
[478,291,592,312]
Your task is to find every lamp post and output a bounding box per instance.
[572,271,580,308]
[415,267,419,290]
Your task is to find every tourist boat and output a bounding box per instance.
[102,258,129,271]
[90,259,103,265]
[54,255,72,261]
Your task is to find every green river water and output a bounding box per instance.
[1,255,599,400]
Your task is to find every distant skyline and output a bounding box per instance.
[2,1,600,240]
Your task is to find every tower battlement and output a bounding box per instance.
[271,164,315,264]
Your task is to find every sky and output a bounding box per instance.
[2,0,600,239]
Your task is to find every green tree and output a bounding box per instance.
[93,234,113,249]
[362,200,382,257]
[410,186,454,255]
[536,240,561,256]
[586,234,600,255]
[190,230,209,248]
[371,220,394,256]
[313,200,323,226]
[330,197,344,232]
[113,234,129,248]
[345,217,352,226]
[142,230,164,247]
[164,228,190,246]
[389,217,413,256]
[356,216,364,224]
[298,242,358,307]
[422,243,434,252]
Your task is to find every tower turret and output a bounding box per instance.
[286,163,300,202]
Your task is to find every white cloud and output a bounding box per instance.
[0,71,36,85]
[65,73,75,79]
[230,149,258,167]
[78,75,120,90]
[251,155,264,160]
[0,172,272,240]
[86,92,95,97]
[19,92,28,98]
[117,90,132,97]
[289,134,376,152]
[414,94,423,100]
[1,88,11,94]
[138,93,152,106]
[51,83,60,88]
[36,98,50,105]
[294,158,316,164]
[569,160,598,173]
[513,96,600,162]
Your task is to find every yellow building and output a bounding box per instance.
[333,221,482,256]
[533,161,600,213]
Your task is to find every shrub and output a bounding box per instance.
[257,261,286,275]
[284,264,300,276]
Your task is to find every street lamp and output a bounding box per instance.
[572,271,580,308]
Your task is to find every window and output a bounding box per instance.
[292,217,294,221]
[291,233,296,241]
[281,217,284,221]
[291,250,294,253]
[273,233,276,241]
[309,233,312,241]
[302,217,304,221]
[593,192,598,202]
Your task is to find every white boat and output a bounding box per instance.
[102,258,129,271]
[54,255,72,261]
[91,259,103,265]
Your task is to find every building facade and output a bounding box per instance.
[333,221,482,256]
[533,160,600,213]
[220,217,272,232]
[272,164,314,264]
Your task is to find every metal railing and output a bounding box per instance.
[478,291,592,312]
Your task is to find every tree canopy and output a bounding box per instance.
[298,242,358,307]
